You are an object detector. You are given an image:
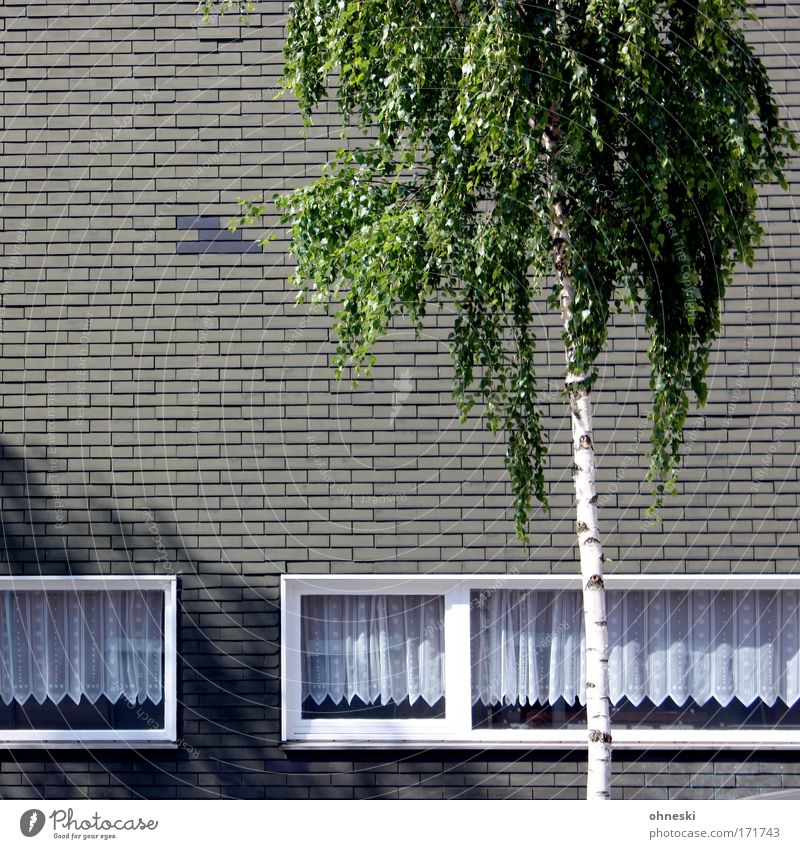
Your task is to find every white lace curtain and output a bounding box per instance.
[472,589,800,708]
[0,590,164,707]
[472,589,586,707]
[302,595,445,706]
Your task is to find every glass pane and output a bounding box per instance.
[300,594,445,720]
[470,588,800,731]
[0,588,165,732]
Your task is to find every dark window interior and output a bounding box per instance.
[0,695,164,732]
[472,697,800,730]
[302,695,445,720]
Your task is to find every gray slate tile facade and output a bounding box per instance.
[0,0,799,799]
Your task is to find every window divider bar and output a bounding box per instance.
[164,577,178,742]
[281,580,302,741]
[444,585,473,738]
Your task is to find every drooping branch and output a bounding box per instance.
[275,0,796,536]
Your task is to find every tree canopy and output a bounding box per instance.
[225,0,796,538]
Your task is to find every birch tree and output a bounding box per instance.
[205,0,795,798]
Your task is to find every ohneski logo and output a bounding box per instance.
[19,810,45,837]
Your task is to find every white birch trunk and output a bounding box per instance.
[559,269,612,801]
[542,111,612,801]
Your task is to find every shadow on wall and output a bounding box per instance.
[0,439,180,577]
[0,440,265,582]
[0,440,282,800]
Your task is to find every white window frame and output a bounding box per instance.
[0,575,178,748]
[281,573,800,750]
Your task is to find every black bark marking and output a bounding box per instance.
[576,521,589,534]
[588,730,613,744]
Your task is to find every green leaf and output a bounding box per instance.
[254,0,796,540]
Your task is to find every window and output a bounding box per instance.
[282,575,800,748]
[0,576,177,747]
[301,594,445,720]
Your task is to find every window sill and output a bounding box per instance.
[0,740,179,750]
[281,735,800,752]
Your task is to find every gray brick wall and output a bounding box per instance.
[0,0,799,799]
